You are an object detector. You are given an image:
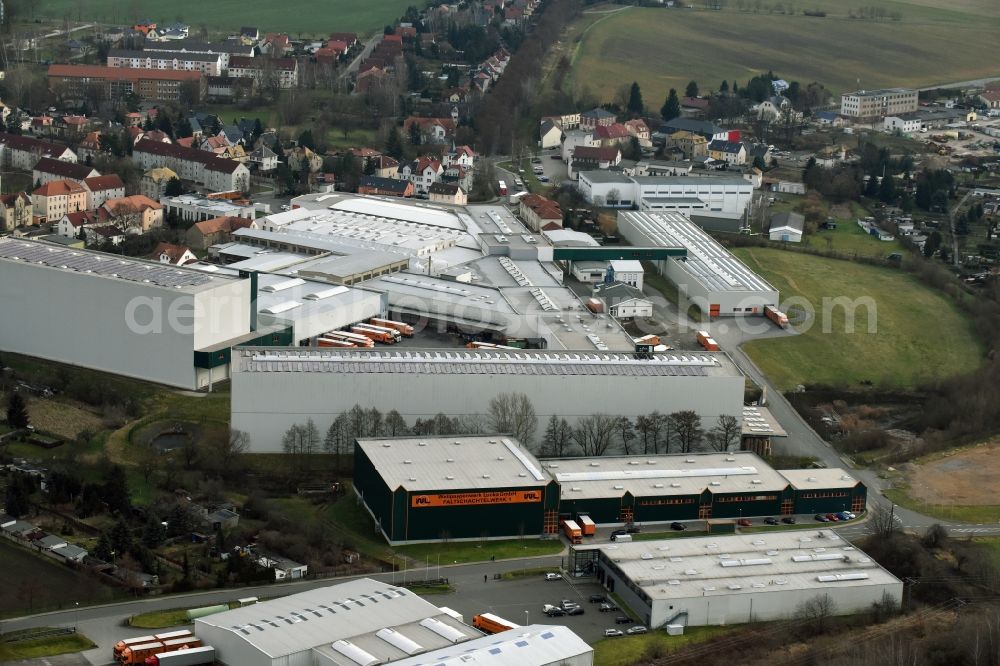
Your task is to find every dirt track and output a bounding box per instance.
[907,438,1000,505]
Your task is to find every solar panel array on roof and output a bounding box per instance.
[0,239,214,289]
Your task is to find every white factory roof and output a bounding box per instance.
[279,211,464,255]
[544,451,788,500]
[357,436,549,492]
[595,531,901,601]
[162,194,252,215]
[330,197,467,231]
[619,211,776,294]
[542,229,600,247]
[778,469,862,491]
[388,625,592,665]
[255,274,379,324]
[195,579,478,660]
[0,238,229,293]
[609,259,643,273]
[236,348,740,379]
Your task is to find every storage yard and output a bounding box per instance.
[352,436,866,544]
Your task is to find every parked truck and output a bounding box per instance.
[696,330,720,352]
[633,334,660,347]
[370,318,415,337]
[466,341,518,350]
[577,514,596,536]
[763,305,789,329]
[323,330,375,347]
[121,638,202,665]
[585,298,604,314]
[317,336,356,348]
[355,323,403,343]
[350,324,399,344]
[473,612,519,634]
[143,646,215,666]
[561,519,583,544]
[114,632,193,661]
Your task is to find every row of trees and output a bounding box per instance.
[279,393,740,461]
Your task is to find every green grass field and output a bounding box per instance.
[128,608,193,629]
[734,248,982,389]
[38,0,414,36]
[592,626,733,666]
[566,1,1000,105]
[0,631,96,661]
[397,538,564,565]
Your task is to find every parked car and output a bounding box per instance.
[545,573,561,581]
[815,514,831,522]
[781,516,797,524]
[589,594,606,603]
[764,517,779,525]
[626,626,648,635]
[839,511,856,520]
[604,629,624,637]
[538,175,550,182]
[610,529,628,537]
[550,154,561,159]
[561,599,580,610]
[826,513,841,522]
[531,158,542,164]
[280,204,291,211]
[600,603,618,612]
[670,522,686,531]
[544,606,566,617]
[615,616,632,624]
[737,518,753,527]
[566,606,585,616]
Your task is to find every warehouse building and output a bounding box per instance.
[576,172,753,218]
[0,238,256,389]
[593,531,902,627]
[617,211,778,316]
[352,440,867,544]
[232,347,745,455]
[195,578,473,666]
[354,436,559,543]
[196,578,591,666]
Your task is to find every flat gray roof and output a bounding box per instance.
[293,251,409,280]
[593,531,901,601]
[579,171,633,184]
[632,175,750,187]
[236,348,741,378]
[389,625,592,666]
[741,405,788,437]
[0,238,230,293]
[618,212,776,294]
[195,579,478,659]
[779,469,862,491]
[357,436,548,492]
[545,451,787,500]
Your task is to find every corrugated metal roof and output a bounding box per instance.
[388,625,592,665]
[195,579,477,659]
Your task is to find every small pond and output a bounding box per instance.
[152,430,192,452]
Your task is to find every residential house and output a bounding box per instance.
[57,210,100,238]
[286,145,322,174]
[399,156,444,194]
[561,129,598,163]
[0,192,32,231]
[255,551,307,581]
[226,56,299,88]
[666,130,708,159]
[0,133,77,170]
[768,211,805,242]
[140,167,179,200]
[77,131,103,162]
[185,215,256,250]
[428,182,467,205]
[594,123,632,147]
[624,119,651,147]
[239,27,260,44]
[884,113,922,135]
[814,111,844,127]
[52,544,88,563]
[102,195,164,233]
[979,89,1000,110]
[403,117,457,145]
[28,115,54,135]
[568,145,621,179]
[358,176,414,198]
[594,282,653,320]
[33,533,68,551]
[106,48,223,76]
[745,142,772,167]
[579,107,617,130]
[85,224,126,246]
[248,144,278,172]
[519,193,563,232]
[753,95,795,122]
[205,507,240,530]
[152,241,197,265]
[541,112,581,131]
[707,140,747,165]
[83,174,126,209]
[328,32,359,48]
[681,96,710,115]
[47,65,205,104]
[443,144,476,170]
[260,33,291,57]
[206,75,256,101]
[539,119,562,149]
[32,179,88,223]
[133,139,250,192]
[0,102,11,124]
[660,118,729,141]
[372,155,399,178]
[144,39,256,70]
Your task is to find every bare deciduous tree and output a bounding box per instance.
[867,501,899,539]
[796,593,836,634]
[542,415,574,457]
[487,392,538,448]
[573,414,617,456]
[616,416,635,455]
[667,410,703,453]
[709,414,740,452]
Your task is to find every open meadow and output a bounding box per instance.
[565,0,1000,106]
[36,0,414,37]
[733,248,982,390]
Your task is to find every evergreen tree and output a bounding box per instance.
[297,129,316,150]
[94,532,113,561]
[164,177,184,197]
[102,465,131,515]
[109,519,133,555]
[6,393,30,429]
[4,482,29,518]
[878,173,897,203]
[385,126,405,159]
[141,515,166,548]
[865,173,880,198]
[685,80,699,98]
[720,80,729,93]
[626,82,644,116]
[660,89,681,122]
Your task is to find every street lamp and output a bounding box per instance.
[74,602,79,632]
[524,610,529,626]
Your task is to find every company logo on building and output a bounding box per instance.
[411,490,542,507]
